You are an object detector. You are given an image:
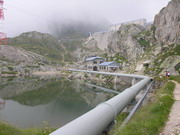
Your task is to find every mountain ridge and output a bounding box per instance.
[0,0,179,76]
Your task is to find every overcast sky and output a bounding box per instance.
[4,0,170,37]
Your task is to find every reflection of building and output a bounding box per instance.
[0,99,5,110]
[84,56,104,71]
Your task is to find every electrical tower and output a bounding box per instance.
[0,0,7,45]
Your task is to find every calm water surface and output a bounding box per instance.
[0,76,130,128]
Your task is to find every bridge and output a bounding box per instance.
[50,69,153,135]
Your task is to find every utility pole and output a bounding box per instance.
[0,0,7,45]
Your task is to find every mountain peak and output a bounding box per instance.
[19,31,55,40]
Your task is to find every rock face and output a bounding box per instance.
[154,0,180,45]
[91,31,115,51]
[0,45,57,76]
[107,24,145,61]
[84,24,145,61]
[0,45,48,64]
[160,55,180,75]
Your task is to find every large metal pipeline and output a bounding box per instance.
[50,70,151,135]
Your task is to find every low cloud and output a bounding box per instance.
[4,0,170,37]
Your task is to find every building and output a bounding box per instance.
[84,56,104,71]
[99,61,120,72]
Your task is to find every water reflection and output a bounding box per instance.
[0,76,130,128]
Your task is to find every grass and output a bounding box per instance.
[1,71,18,74]
[109,113,128,135]
[0,121,54,135]
[138,38,150,47]
[170,75,180,83]
[113,80,175,135]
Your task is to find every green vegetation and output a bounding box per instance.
[11,43,63,63]
[110,113,128,135]
[8,32,84,64]
[7,66,14,71]
[133,28,153,48]
[103,53,127,63]
[26,65,40,68]
[113,80,175,135]
[170,75,180,83]
[0,120,54,135]
[150,25,156,37]
[1,71,18,74]
[138,38,150,47]
[61,40,83,52]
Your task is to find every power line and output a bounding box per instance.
[5,3,56,24]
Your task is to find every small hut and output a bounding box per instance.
[99,61,120,72]
[84,56,104,71]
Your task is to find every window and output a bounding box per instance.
[93,61,97,64]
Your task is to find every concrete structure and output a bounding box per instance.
[84,56,104,71]
[99,61,120,72]
[50,69,152,135]
[109,19,146,31]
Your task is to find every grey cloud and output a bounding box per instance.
[4,0,170,37]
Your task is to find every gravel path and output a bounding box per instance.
[160,81,180,135]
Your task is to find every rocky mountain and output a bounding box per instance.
[0,45,58,76]
[8,31,100,64]
[8,31,74,63]
[0,45,48,64]
[1,0,179,77]
[82,0,180,75]
[0,31,103,76]
[83,23,154,65]
[154,0,180,45]
[143,0,180,75]
[107,24,145,61]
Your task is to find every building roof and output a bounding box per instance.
[99,61,114,66]
[99,61,119,68]
[85,56,103,62]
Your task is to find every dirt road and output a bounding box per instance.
[160,81,180,135]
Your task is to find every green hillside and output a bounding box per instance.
[8,31,81,64]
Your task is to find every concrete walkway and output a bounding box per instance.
[160,81,180,135]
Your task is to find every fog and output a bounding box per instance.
[4,0,170,38]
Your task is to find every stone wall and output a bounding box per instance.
[109,19,147,31]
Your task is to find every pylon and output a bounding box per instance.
[0,0,7,45]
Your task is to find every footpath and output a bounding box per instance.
[160,81,180,135]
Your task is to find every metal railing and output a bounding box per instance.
[50,69,152,135]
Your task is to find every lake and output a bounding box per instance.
[0,76,130,128]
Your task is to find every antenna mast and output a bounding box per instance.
[0,0,7,45]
